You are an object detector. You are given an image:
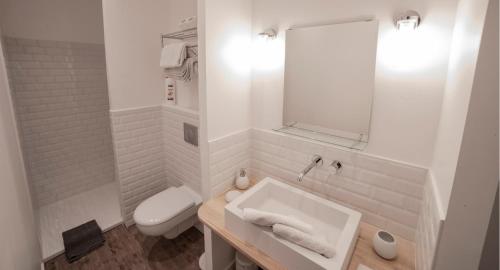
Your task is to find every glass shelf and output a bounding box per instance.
[274,126,368,150]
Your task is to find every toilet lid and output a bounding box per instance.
[134,187,195,226]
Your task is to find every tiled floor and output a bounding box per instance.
[40,183,122,260]
[44,225,204,270]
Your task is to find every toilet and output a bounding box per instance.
[133,185,202,239]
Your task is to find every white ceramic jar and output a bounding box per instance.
[235,168,250,190]
[373,230,397,260]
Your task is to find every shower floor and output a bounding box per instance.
[39,183,122,261]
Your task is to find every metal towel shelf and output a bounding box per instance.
[161,27,197,47]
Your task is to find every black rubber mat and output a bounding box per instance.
[62,220,105,263]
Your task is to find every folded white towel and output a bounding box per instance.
[160,42,187,68]
[164,57,197,82]
[242,208,314,235]
[272,224,336,258]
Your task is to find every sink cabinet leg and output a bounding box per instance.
[203,225,236,270]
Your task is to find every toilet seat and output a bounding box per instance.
[133,187,194,226]
[133,185,202,238]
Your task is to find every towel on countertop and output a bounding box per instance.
[242,208,314,235]
[160,42,187,68]
[272,224,336,258]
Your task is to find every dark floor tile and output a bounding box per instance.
[45,225,204,270]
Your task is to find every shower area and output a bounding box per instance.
[0,0,121,260]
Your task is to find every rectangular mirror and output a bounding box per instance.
[278,20,379,150]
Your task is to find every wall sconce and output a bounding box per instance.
[395,11,421,31]
[258,29,277,40]
[253,28,283,71]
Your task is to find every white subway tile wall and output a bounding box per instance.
[209,128,428,241]
[162,106,201,194]
[110,106,166,225]
[209,129,251,196]
[2,36,115,206]
[416,175,444,270]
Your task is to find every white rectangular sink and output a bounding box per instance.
[225,177,361,270]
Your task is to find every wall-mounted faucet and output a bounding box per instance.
[297,155,323,182]
[331,160,343,174]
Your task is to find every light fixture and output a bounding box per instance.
[258,29,277,40]
[252,28,284,71]
[395,11,421,31]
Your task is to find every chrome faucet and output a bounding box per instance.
[297,155,323,182]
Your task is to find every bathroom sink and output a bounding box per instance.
[225,177,361,270]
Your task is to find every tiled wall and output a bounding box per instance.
[210,128,427,241]
[162,105,201,194]
[2,36,114,206]
[110,106,166,225]
[416,175,444,270]
[209,130,251,196]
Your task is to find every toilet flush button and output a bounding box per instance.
[183,123,198,147]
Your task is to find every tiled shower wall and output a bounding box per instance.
[110,106,166,225]
[2,36,114,206]
[210,128,427,241]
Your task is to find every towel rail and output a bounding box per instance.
[161,27,197,47]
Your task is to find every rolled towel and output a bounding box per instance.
[272,224,336,258]
[164,57,197,82]
[242,208,314,235]
[160,42,187,68]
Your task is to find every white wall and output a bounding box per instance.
[197,0,211,201]
[202,0,253,140]
[250,0,459,167]
[430,0,492,213]
[433,0,498,268]
[0,0,104,44]
[102,0,197,110]
[0,30,41,270]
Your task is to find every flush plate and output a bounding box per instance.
[183,122,198,147]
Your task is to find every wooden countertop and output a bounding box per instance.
[198,191,416,270]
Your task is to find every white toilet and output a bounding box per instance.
[133,185,202,239]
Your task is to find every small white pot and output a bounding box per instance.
[372,230,397,260]
[235,168,250,190]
